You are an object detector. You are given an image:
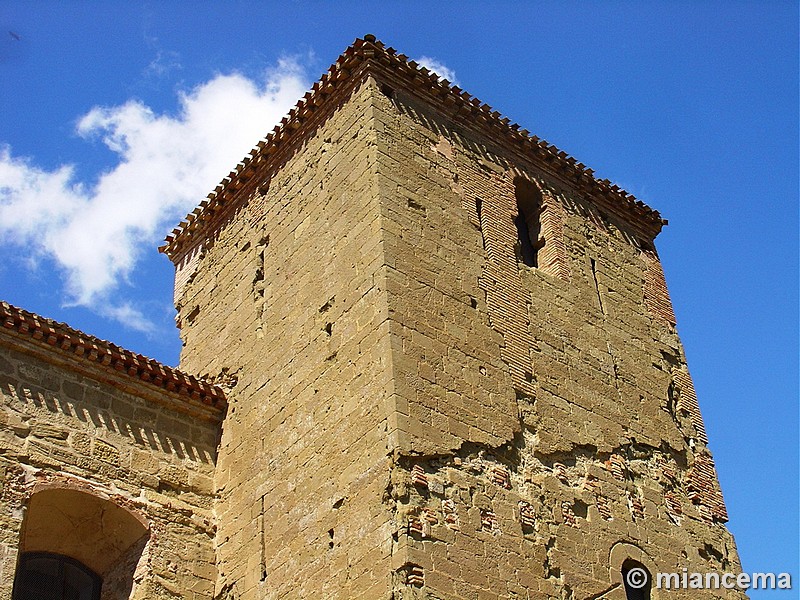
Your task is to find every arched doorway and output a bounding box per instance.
[13,488,149,600]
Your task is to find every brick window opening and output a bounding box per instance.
[621,559,652,600]
[513,177,544,268]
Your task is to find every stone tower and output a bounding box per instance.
[161,36,741,599]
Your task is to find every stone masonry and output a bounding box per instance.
[0,302,225,599]
[0,35,741,599]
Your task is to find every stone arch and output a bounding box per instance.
[14,486,150,600]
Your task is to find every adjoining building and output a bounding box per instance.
[0,35,742,600]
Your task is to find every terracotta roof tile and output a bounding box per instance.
[161,34,666,259]
[0,301,226,412]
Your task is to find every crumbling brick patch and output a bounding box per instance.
[595,495,613,521]
[656,454,678,484]
[606,454,627,481]
[399,563,425,587]
[671,369,709,444]
[641,247,677,326]
[421,507,438,525]
[687,451,729,523]
[411,464,428,489]
[664,491,683,525]
[407,508,438,538]
[441,499,459,530]
[408,515,424,537]
[553,462,570,485]
[518,501,535,530]
[490,465,511,489]
[627,490,646,520]
[561,501,578,528]
[584,477,612,521]
[537,189,570,282]
[480,509,499,534]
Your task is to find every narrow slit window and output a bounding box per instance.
[475,197,487,251]
[513,177,543,268]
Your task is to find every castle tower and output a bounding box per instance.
[161,36,741,599]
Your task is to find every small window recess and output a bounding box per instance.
[513,177,545,268]
[621,559,652,600]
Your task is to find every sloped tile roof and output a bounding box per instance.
[0,301,226,413]
[161,34,665,260]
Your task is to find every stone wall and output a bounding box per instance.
[0,335,220,600]
[164,49,741,597]
[175,78,396,599]
[372,80,742,599]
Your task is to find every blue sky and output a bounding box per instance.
[0,2,796,593]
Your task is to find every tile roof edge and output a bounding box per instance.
[0,301,226,414]
[160,34,666,260]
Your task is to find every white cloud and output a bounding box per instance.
[415,56,459,86]
[0,58,309,327]
[144,49,182,79]
[98,302,159,335]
